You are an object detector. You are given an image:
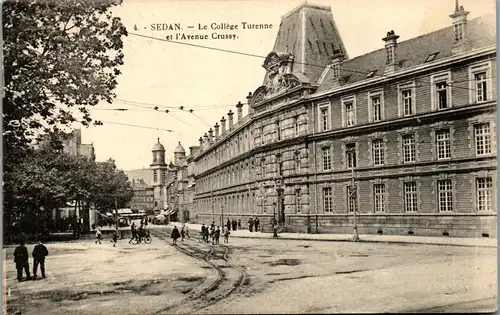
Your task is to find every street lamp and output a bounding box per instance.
[272,201,277,226]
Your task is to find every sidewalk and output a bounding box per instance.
[166,222,497,248]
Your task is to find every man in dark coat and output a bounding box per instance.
[14,240,30,281]
[214,226,221,245]
[226,219,231,231]
[32,240,49,279]
[171,226,180,245]
[254,217,260,232]
[232,219,237,231]
[248,217,254,232]
[129,222,137,244]
[237,219,242,229]
[201,224,206,242]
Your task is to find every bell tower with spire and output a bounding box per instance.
[150,138,168,212]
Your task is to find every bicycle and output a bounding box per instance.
[131,230,152,244]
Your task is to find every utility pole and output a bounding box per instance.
[115,195,119,236]
[220,204,224,228]
[351,154,359,242]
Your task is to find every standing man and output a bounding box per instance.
[32,239,49,279]
[223,228,230,243]
[254,217,260,232]
[201,224,206,242]
[14,240,30,281]
[248,217,254,232]
[95,227,102,244]
[231,219,237,231]
[215,226,221,245]
[237,219,242,230]
[226,219,231,232]
[273,222,278,238]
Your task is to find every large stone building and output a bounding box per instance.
[190,2,497,237]
[127,178,154,213]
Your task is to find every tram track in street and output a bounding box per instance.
[150,228,248,314]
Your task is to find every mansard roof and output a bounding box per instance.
[317,14,495,92]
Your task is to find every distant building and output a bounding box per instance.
[126,178,154,214]
[124,168,154,186]
[61,128,96,161]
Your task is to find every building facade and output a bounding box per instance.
[190,2,497,237]
[126,178,155,214]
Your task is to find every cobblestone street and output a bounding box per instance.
[4,227,497,314]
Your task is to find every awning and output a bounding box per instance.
[164,209,178,216]
[117,208,133,215]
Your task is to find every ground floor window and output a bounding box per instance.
[403,182,418,212]
[438,179,453,212]
[373,184,386,212]
[347,186,357,213]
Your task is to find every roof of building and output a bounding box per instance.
[317,14,495,92]
[174,141,186,154]
[152,138,165,151]
[271,3,348,84]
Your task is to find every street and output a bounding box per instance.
[4,226,497,314]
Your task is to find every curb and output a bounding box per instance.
[227,234,497,248]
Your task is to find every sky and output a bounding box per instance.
[72,0,495,171]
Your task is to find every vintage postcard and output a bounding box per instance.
[2,0,497,314]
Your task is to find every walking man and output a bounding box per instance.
[201,224,206,242]
[14,240,30,282]
[112,231,118,247]
[129,222,137,244]
[181,225,186,241]
[237,219,241,230]
[32,239,49,279]
[171,226,180,245]
[95,227,102,244]
[215,226,221,245]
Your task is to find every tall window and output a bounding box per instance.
[476,177,493,212]
[323,187,333,212]
[294,116,300,136]
[322,147,332,171]
[402,89,413,116]
[372,139,385,166]
[344,100,355,127]
[320,107,329,131]
[475,72,488,102]
[404,182,418,212]
[276,121,281,140]
[346,143,356,169]
[278,161,283,177]
[295,189,302,213]
[474,123,491,156]
[436,82,449,109]
[402,134,416,163]
[371,96,382,122]
[153,170,158,182]
[438,179,453,212]
[436,129,451,160]
[347,186,357,213]
[295,153,301,173]
[261,158,265,178]
[386,46,394,64]
[374,184,386,212]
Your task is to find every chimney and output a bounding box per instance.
[382,30,399,73]
[214,123,220,138]
[330,49,344,87]
[236,101,243,122]
[199,137,203,147]
[227,110,234,130]
[246,92,254,116]
[450,0,469,54]
[203,133,209,147]
[208,128,214,143]
[220,116,226,134]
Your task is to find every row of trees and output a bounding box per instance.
[3,0,129,241]
[5,145,135,240]
[5,131,134,240]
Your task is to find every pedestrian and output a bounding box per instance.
[95,227,102,244]
[211,221,215,231]
[184,225,190,238]
[14,240,30,282]
[273,223,278,238]
[129,222,137,244]
[32,238,49,280]
[201,224,206,242]
[215,226,221,245]
[137,224,144,243]
[210,227,215,245]
[254,217,260,232]
[248,217,254,232]
[171,226,180,245]
[232,219,237,231]
[226,219,231,231]
[237,219,241,229]
[112,230,118,247]
[181,226,186,241]
[224,228,230,243]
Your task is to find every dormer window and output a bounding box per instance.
[366,70,377,78]
[425,52,439,63]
